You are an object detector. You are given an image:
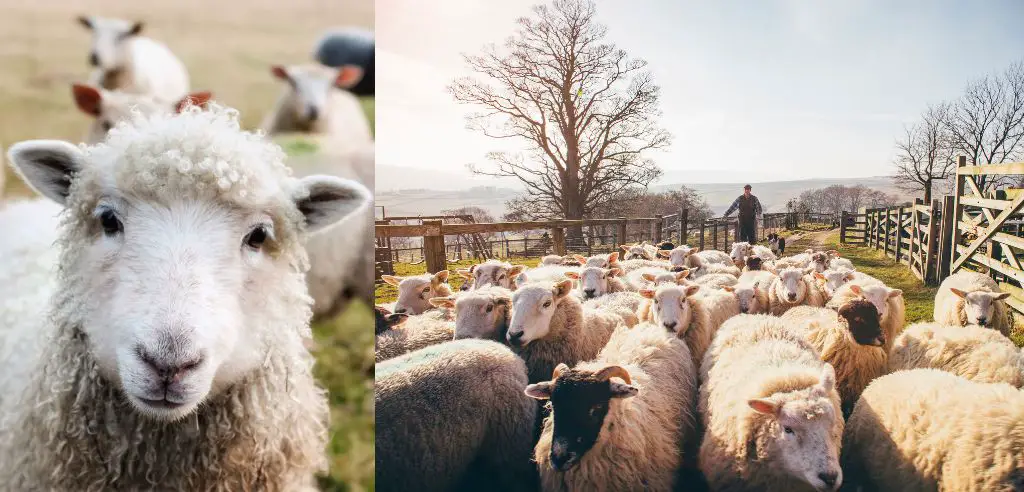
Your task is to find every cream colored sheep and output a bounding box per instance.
[638,283,738,368]
[889,322,1024,387]
[582,292,644,327]
[374,310,455,362]
[767,267,825,315]
[934,270,1013,336]
[381,271,453,315]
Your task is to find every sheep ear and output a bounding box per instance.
[691,248,701,254]
[887,289,902,299]
[175,91,213,113]
[748,399,779,415]
[432,270,450,284]
[639,289,655,299]
[949,288,967,299]
[564,271,580,280]
[684,285,701,297]
[524,382,554,400]
[292,175,370,234]
[677,269,691,280]
[723,286,735,292]
[608,267,622,277]
[642,273,656,282]
[508,265,525,277]
[271,65,291,82]
[456,269,473,279]
[429,296,456,309]
[845,273,855,281]
[334,65,364,89]
[572,254,587,264]
[126,21,143,36]
[994,292,1012,301]
[608,252,619,262]
[610,382,639,399]
[657,250,671,258]
[381,275,403,286]
[850,284,863,295]
[77,16,92,29]
[385,313,408,327]
[813,272,826,281]
[817,364,836,394]
[828,250,840,257]
[7,140,85,206]
[554,279,573,299]
[620,244,630,251]
[71,83,103,117]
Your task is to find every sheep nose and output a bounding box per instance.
[89,52,99,67]
[787,293,797,301]
[977,317,988,326]
[307,106,319,121]
[137,347,203,385]
[818,471,839,488]
[583,288,596,298]
[507,331,524,346]
[663,321,677,330]
[394,307,407,314]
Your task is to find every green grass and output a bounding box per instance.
[376,257,543,304]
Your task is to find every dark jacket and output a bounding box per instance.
[724,194,763,221]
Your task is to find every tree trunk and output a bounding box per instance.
[924,178,932,203]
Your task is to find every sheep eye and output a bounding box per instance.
[244,226,269,250]
[543,300,552,308]
[485,304,493,313]
[99,209,122,236]
[101,121,113,132]
[499,274,505,280]
[784,426,794,435]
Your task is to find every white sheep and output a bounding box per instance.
[772,249,815,270]
[620,241,659,260]
[374,311,455,363]
[694,272,738,290]
[782,303,887,416]
[506,279,622,383]
[934,270,1013,336]
[260,64,372,154]
[722,279,771,315]
[71,83,212,144]
[512,264,580,287]
[0,104,370,489]
[376,339,539,492]
[581,291,644,327]
[767,267,825,315]
[699,314,844,492]
[827,280,905,352]
[457,259,524,290]
[573,251,621,269]
[639,268,691,288]
[637,283,739,367]
[842,369,1024,491]
[889,322,1024,387]
[428,286,512,341]
[526,322,697,491]
[381,271,452,315]
[540,254,563,265]
[658,245,731,269]
[616,258,672,274]
[564,266,625,299]
[729,241,778,267]
[811,267,856,301]
[77,16,189,104]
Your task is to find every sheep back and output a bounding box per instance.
[889,322,1024,387]
[375,313,455,363]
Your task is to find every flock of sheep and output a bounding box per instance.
[0,15,375,490]
[374,238,1024,491]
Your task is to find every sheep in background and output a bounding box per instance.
[540,254,563,265]
[934,270,1013,336]
[639,268,691,287]
[843,369,1024,491]
[698,315,843,492]
[694,272,738,290]
[811,267,856,301]
[620,242,659,260]
[638,283,738,367]
[0,105,370,489]
[71,83,212,144]
[77,16,189,103]
[723,280,771,315]
[889,322,1024,387]
[767,267,824,315]
[312,27,374,96]
[375,311,455,363]
[565,266,625,299]
[526,323,697,491]
[582,292,644,327]
[512,264,580,287]
[658,245,731,270]
[611,258,671,274]
[376,340,538,492]
[429,286,513,341]
[381,271,452,315]
[729,241,778,267]
[260,64,372,154]
[457,259,524,290]
[782,302,887,416]
[573,251,621,270]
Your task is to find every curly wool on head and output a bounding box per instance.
[0,104,332,491]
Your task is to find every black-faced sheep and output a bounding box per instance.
[781,302,887,416]
[842,368,1024,491]
[526,322,697,491]
[934,270,1013,336]
[376,339,539,492]
[826,280,904,352]
[888,322,1024,387]
[698,315,844,492]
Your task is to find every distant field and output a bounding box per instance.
[0,0,373,197]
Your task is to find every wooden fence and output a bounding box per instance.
[841,156,1024,317]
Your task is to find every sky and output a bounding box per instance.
[375,0,1024,185]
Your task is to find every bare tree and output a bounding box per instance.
[450,0,670,237]
[894,103,956,202]
[945,61,1024,191]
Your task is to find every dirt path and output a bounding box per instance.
[784,228,836,251]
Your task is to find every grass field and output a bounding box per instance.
[2,2,375,489]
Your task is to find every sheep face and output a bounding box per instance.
[640,284,700,334]
[815,269,855,297]
[745,256,763,271]
[507,280,574,346]
[445,287,512,341]
[383,271,450,315]
[541,255,563,266]
[730,242,752,265]
[950,288,1011,327]
[726,282,764,314]
[525,364,637,471]
[775,267,811,304]
[72,84,214,144]
[748,365,842,492]
[374,305,408,335]
[621,243,652,260]
[848,284,902,320]
[270,64,361,130]
[7,128,370,422]
[567,267,621,299]
[471,261,522,290]
[77,16,141,72]
[642,269,689,286]
[810,252,832,273]
[582,251,618,268]
[837,299,884,346]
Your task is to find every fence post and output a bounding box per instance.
[551,227,566,255]
[698,221,706,250]
[925,199,941,284]
[949,156,967,275]
[883,208,892,258]
[896,206,907,264]
[617,218,628,248]
[680,208,688,245]
[712,221,719,250]
[422,220,447,274]
[653,214,663,243]
[938,195,956,280]
[840,211,848,244]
